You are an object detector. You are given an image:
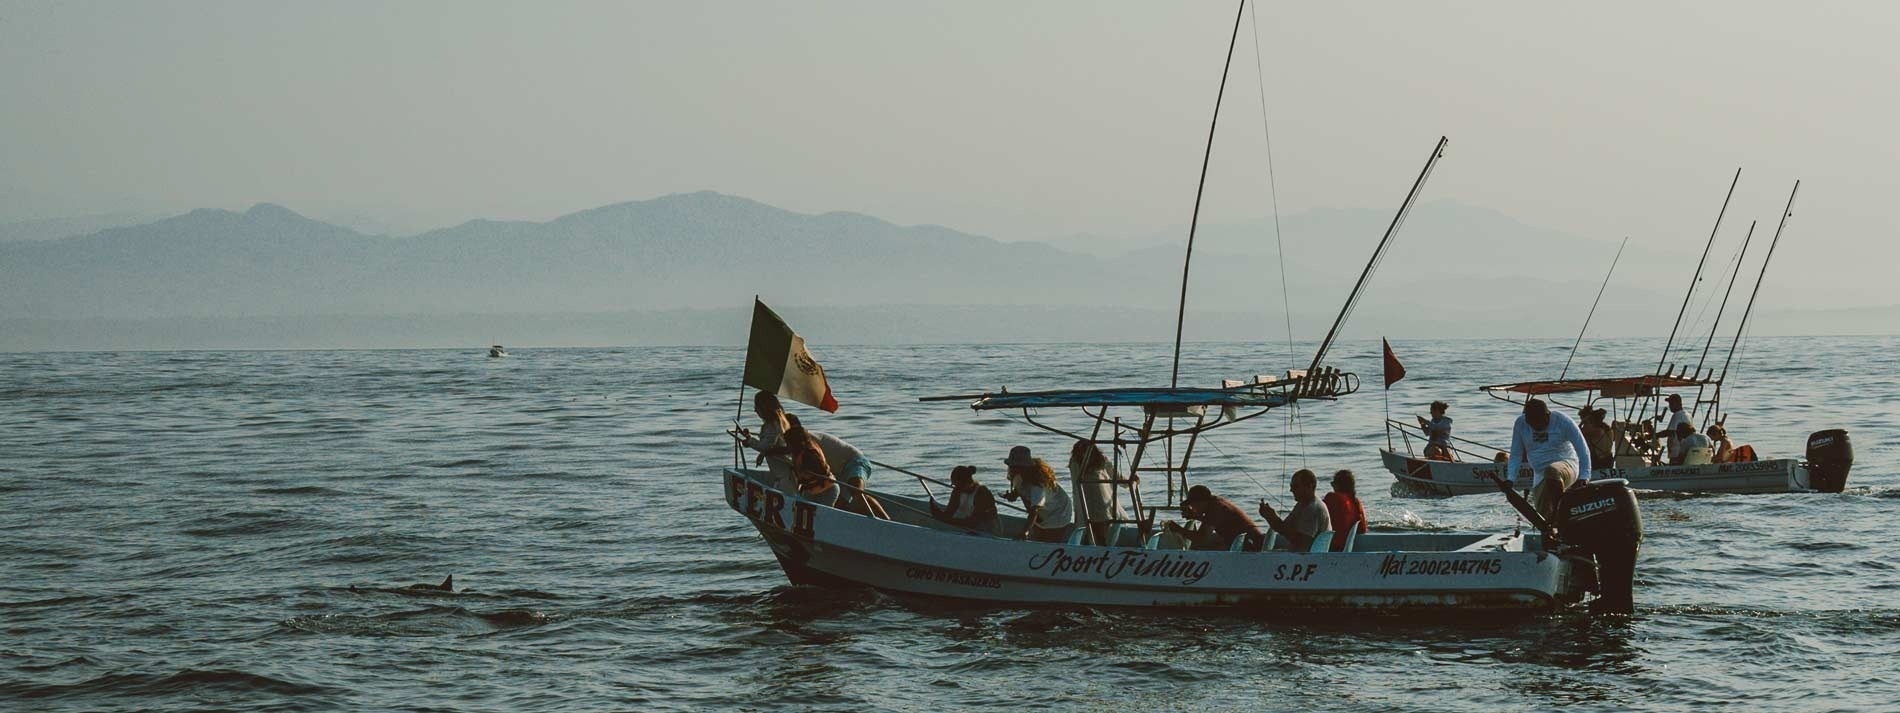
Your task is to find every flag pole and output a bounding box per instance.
[736,295,759,429]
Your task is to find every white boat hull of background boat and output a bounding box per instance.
[725,468,1582,612]
[1382,449,1810,496]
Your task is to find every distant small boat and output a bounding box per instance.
[488,345,508,358]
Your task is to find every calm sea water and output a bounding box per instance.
[3,337,1897,711]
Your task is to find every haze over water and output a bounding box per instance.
[3,336,1896,711]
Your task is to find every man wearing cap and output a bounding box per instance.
[1506,398,1592,520]
[1649,394,1696,464]
[1166,485,1262,550]
[1002,446,1073,542]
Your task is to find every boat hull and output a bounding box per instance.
[1382,449,1810,496]
[725,468,1577,612]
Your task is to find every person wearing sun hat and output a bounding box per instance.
[1002,446,1072,542]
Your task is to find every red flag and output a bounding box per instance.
[1382,338,1406,389]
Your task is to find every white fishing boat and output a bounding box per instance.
[1382,179,1854,496]
[1383,375,1851,496]
[727,357,1644,612]
[488,345,508,358]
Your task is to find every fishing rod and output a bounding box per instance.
[1645,167,1740,421]
[1713,181,1799,423]
[1169,0,1247,389]
[1306,135,1447,375]
[1689,220,1757,421]
[1557,237,1629,382]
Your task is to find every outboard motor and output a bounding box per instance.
[1804,429,1853,493]
[1555,478,1643,614]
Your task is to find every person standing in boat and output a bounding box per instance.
[1003,446,1072,542]
[1417,401,1455,461]
[1648,394,1696,463]
[1258,469,1332,551]
[739,392,795,490]
[1506,398,1592,520]
[930,465,999,535]
[1067,441,1126,545]
[1168,485,1262,551]
[1323,470,1368,552]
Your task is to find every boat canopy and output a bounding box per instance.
[960,386,1295,411]
[1480,373,1712,398]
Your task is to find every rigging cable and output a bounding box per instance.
[1247,0,1306,472]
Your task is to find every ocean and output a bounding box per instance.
[3,337,1896,711]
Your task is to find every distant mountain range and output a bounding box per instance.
[0,192,1891,349]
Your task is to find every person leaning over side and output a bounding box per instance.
[780,424,839,507]
[1323,470,1369,552]
[1506,398,1592,521]
[1257,469,1332,551]
[930,465,999,536]
[1167,485,1262,551]
[1003,446,1072,543]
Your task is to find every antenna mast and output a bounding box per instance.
[1307,136,1448,375]
[1169,0,1247,388]
[1558,237,1629,381]
[1713,181,1800,421]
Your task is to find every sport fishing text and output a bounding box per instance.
[1026,548,1212,585]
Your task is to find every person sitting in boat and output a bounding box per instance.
[1257,469,1332,551]
[763,415,890,519]
[739,392,795,490]
[1067,441,1126,545]
[780,424,838,506]
[1167,485,1262,551]
[1322,470,1368,552]
[930,465,999,535]
[1417,401,1455,461]
[1579,406,1615,469]
[1670,421,1716,465]
[1506,398,1592,520]
[1002,446,1073,542]
[1708,422,1740,463]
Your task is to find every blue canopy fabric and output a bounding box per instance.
[966,387,1293,411]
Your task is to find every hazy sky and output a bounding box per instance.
[3,1,1896,304]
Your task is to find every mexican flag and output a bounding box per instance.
[743,298,839,412]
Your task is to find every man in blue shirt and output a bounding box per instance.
[1506,398,1592,519]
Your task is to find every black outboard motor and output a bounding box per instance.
[1555,478,1643,614]
[1805,429,1853,493]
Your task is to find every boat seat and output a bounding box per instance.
[1307,531,1333,553]
[1107,523,1129,548]
[1066,528,1088,546]
[1228,534,1249,552]
[1338,527,1357,552]
[1143,532,1162,549]
[1261,531,1278,551]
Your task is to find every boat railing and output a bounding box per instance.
[1384,418,1502,463]
[724,428,1030,516]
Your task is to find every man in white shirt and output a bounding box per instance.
[1506,398,1593,520]
[1650,394,1695,463]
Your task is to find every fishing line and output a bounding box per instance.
[1198,430,1281,508]
[1246,2,1306,476]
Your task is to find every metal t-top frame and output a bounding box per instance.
[923,367,1357,543]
